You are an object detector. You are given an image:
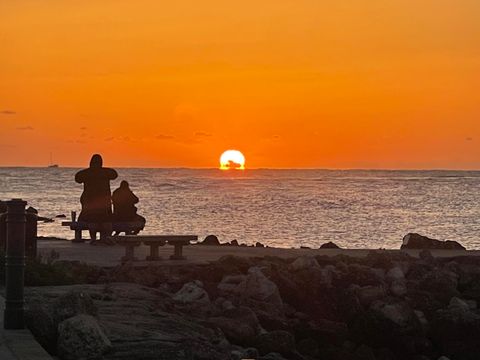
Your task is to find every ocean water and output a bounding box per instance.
[1,168,479,249]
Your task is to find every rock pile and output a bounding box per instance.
[25,251,480,360]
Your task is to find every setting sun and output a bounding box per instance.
[220,150,245,170]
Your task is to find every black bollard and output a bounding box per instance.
[4,199,27,329]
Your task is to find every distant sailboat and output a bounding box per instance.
[48,153,59,168]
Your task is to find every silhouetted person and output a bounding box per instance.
[112,181,146,235]
[75,154,118,242]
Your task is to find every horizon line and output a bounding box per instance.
[1,165,480,172]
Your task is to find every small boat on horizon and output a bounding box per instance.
[47,152,59,168]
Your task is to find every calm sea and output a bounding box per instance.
[1,168,479,249]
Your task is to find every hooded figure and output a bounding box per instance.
[112,181,146,233]
[75,154,118,223]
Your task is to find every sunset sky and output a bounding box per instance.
[1,1,479,169]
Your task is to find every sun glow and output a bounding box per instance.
[220,150,245,170]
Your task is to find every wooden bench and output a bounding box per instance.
[112,235,198,263]
[61,211,144,242]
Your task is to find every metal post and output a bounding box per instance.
[4,199,27,329]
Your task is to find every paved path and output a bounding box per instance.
[0,297,52,360]
[38,239,480,267]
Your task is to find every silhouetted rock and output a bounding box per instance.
[320,241,341,249]
[201,234,220,246]
[55,214,67,218]
[21,252,480,359]
[256,242,265,248]
[230,239,239,246]
[401,233,466,250]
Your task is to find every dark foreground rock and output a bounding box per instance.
[201,234,221,246]
[24,250,480,360]
[320,242,341,249]
[401,233,466,250]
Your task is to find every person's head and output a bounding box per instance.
[89,154,103,168]
[120,180,129,189]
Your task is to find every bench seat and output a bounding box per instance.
[62,221,145,242]
[112,235,197,262]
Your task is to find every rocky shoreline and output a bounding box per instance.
[23,247,480,360]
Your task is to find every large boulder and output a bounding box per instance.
[57,314,112,360]
[289,256,320,272]
[208,307,260,345]
[432,300,480,359]
[350,300,423,353]
[173,281,210,306]
[401,233,465,250]
[241,267,284,317]
[320,241,341,249]
[53,290,97,323]
[201,235,220,246]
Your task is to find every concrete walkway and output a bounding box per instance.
[38,238,480,267]
[0,297,52,360]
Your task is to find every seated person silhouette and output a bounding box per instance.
[112,181,146,235]
[75,154,118,243]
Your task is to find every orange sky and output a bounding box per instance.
[1,0,479,168]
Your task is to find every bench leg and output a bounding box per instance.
[121,245,137,263]
[72,229,84,243]
[170,244,186,260]
[146,244,160,261]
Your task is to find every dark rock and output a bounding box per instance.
[357,285,387,307]
[431,300,480,359]
[231,347,259,360]
[57,314,112,360]
[0,200,6,213]
[26,206,38,214]
[201,235,220,246]
[256,242,265,248]
[401,233,465,250]
[418,269,459,304]
[256,330,296,356]
[297,338,319,357]
[419,249,435,261]
[350,300,423,353]
[25,303,58,354]
[364,250,412,270]
[289,256,320,272]
[355,344,376,360]
[320,241,341,249]
[208,307,260,345]
[55,214,67,218]
[259,353,288,360]
[230,239,239,246]
[337,263,385,287]
[53,290,97,323]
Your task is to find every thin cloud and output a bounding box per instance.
[156,134,174,140]
[0,110,16,115]
[104,137,115,142]
[80,126,87,130]
[195,131,212,137]
[16,126,34,131]
[466,137,473,141]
